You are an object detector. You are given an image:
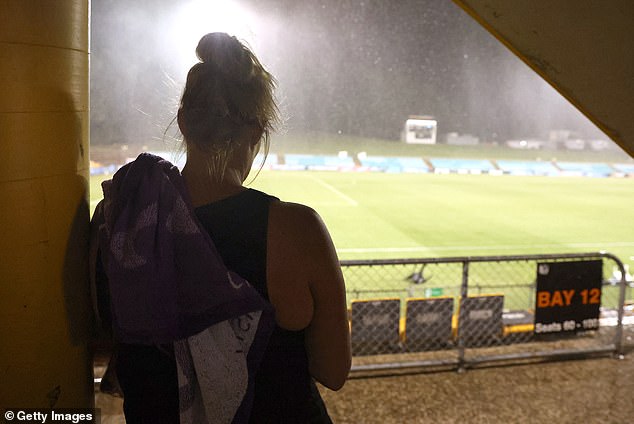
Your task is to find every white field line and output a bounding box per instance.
[305,175,358,206]
[338,241,634,254]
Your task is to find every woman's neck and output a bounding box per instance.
[181,140,256,206]
[181,162,246,207]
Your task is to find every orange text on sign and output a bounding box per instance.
[537,288,600,308]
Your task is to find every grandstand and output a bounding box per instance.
[613,163,634,175]
[89,149,634,178]
[495,159,560,176]
[276,153,356,171]
[87,130,634,178]
[89,161,118,176]
[429,158,496,174]
[556,161,616,177]
[253,153,279,170]
[357,156,430,173]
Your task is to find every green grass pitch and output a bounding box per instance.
[91,170,634,267]
[91,170,634,309]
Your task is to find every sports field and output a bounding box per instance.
[90,170,634,271]
[91,168,634,422]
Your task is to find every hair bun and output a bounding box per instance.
[196,32,253,83]
[179,31,279,167]
[195,33,223,63]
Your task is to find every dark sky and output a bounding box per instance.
[90,0,606,146]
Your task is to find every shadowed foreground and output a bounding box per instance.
[321,352,634,424]
[97,347,634,423]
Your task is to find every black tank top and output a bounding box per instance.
[195,188,332,424]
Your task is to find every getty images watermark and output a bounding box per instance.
[3,409,100,424]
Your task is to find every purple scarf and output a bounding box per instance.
[100,153,275,422]
[99,152,273,344]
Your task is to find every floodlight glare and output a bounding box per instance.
[169,0,257,75]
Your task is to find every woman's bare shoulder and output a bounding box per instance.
[269,200,340,279]
[269,201,326,237]
[270,200,318,219]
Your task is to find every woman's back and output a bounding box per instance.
[101,31,351,423]
[194,188,333,423]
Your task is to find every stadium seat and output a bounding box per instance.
[613,163,634,175]
[556,161,613,177]
[429,158,495,174]
[358,156,429,173]
[280,154,356,171]
[496,160,560,176]
[457,295,504,347]
[350,298,401,356]
[404,297,454,351]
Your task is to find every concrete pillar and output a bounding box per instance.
[0,1,93,407]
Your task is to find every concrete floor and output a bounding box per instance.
[96,350,634,423]
[322,354,634,423]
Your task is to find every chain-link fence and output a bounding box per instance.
[342,252,633,372]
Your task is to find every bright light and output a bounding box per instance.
[168,0,259,76]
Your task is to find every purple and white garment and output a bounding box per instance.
[99,153,273,423]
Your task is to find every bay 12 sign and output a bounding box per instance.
[534,260,602,335]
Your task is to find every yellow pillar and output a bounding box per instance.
[0,1,93,407]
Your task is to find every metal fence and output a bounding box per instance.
[342,252,633,373]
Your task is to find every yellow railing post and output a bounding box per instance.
[0,0,93,407]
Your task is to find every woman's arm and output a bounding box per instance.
[301,208,351,390]
[268,202,351,390]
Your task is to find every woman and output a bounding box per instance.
[97,32,351,423]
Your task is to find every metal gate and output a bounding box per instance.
[342,252,633,373]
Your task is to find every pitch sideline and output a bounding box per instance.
[338,241,634,254]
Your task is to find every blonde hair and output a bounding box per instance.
[178,33,279,180]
